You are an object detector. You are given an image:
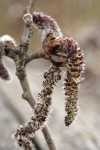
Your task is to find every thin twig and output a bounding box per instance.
[26,50,68,67]
[42,127,57,150]
[14,0,57,150]
[25,0,37,14]
[17,71,35,108]
[25,49,48,64]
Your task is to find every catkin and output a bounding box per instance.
[63,38,84,126]
[33,12,63,38]
[14,66,61,149]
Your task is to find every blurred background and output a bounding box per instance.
[0,0,100,150]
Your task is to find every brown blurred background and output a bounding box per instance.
[0,0,100,150]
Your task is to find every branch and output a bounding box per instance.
[42,127,57,150]
[20,0,34,47]
[26,49,49,64]
[25,0,37,14]
[26,49,68,67]
[13,0,57,150]
[16,70,35,108]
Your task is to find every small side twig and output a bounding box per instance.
[42,127,57,150]
[26,49,68,67]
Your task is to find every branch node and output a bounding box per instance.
[16,70,26,80]
[22,92,29,100]
[23,13,33,26]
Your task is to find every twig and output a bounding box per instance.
[42,127,57,150]
[14,0,57,150]
[26,49,68,67]
[25,0,37,14]
[25,49,49,64]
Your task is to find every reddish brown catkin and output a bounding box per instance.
[63,38,84,126]
[14,66,61,150]
[33,12,63,39]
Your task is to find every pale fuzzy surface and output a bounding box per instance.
[0,35,17,46]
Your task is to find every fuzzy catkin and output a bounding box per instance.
[33,12,63,39]
[63,38,84,126]
[14,66,61,150]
